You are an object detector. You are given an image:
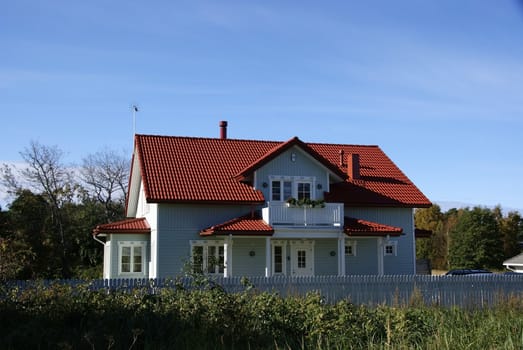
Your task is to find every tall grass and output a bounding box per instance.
[0,280,522,349]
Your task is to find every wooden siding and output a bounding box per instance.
[230,238,267,276]
[156,203,255,277]
[314,239,338,275]
[346,207,414,274]
[346,238,379,275]
[255,146,329,201]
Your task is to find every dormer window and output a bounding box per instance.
[271,180,292,201]
[270,176,314,201]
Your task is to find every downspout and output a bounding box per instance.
[92,234,105,246]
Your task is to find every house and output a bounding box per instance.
[93,121,431,279]
[503,253,523,273]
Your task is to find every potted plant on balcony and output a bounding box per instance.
[286,197,325,208]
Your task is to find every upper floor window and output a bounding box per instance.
[270,177,314,201]
[271,180,292,201]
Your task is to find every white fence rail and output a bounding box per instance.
[262,202,343,226]
[5,275,523,307]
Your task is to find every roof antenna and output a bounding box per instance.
[132,105,139,135]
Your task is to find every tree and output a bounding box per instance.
[415,205,447,269]
[1,141,79,277]
[499,211,523,259]
[80,148,129,222]
[448,207,504,269]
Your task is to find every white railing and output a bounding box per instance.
[262,202,343,227]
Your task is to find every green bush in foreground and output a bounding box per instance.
[1,281,522,349]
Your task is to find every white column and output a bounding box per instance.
[265,237,271,277]
[338,233,346,276]
[377,237,384,275]
[224,235,233,277]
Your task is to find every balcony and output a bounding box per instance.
[262,202,343,227]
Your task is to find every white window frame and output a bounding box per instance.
[271,240,288,275]
[345,240,357,256]
[190,240,225,275]
[384,241,397,256]
[269,176,316,201]
[118,241,146,276]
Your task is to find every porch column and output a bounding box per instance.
[265,237,271,277]
[224,234,233,277]
[377,237,384,275]
[338,232,346,276]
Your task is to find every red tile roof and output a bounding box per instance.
[200,214,274,236]
[133,134,431,207]
[344,217,403,237]
[93,218,151,236]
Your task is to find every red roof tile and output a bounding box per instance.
[133,134,431,207]
[93,218,150,236]
[344,217,403,237]
[200,214,274,236]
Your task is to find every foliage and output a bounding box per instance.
[449,207,504,270]
[286,197,325,208]
[1,280,523,349]
[0,141,127,280]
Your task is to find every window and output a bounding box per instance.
[274,245,283,273]
[191,241,225,274]
[384,242,397,256]
[271,180,293,201]
[297,250,306,268]
[269,176,314,201]
[118,242,146,275]
[297,182,311,200]
[272,240,287,275]
[345,241,357,256]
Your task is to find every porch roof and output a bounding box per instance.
[200,214,274,236]
[93,217,151,236]
[344,217,403,237]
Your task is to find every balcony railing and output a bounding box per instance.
[262,202,343,227]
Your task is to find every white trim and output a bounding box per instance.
[377,238,384,275]
[117,241,147,277]
[190,240,227,276]
[384,241,398,256]
[345,240,357,256]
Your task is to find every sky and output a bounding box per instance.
[2,0,523,211]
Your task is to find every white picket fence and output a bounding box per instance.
[6,274,523,307]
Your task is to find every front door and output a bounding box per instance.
[291,241,314,276]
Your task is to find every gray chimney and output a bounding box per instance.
[219,120,228,139]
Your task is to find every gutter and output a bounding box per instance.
[92,234,106,246]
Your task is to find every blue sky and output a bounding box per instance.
[2,0,523,210]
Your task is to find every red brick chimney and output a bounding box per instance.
[347,153,360,180]
[219,120,228,139]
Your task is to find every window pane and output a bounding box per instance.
[271,181,281,201]
[274,246,283,273]
[192,246,204,273]
[133,246,142,272]
[218,246,224,273]
[297,250,306,268]
[283,181,292,200]
[297,183,311,200]
[208,246,216,273]
[121,247,131,273]
[345,245,353,256]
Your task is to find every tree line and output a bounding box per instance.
[0,141,129,280]
[415,204,523,271]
